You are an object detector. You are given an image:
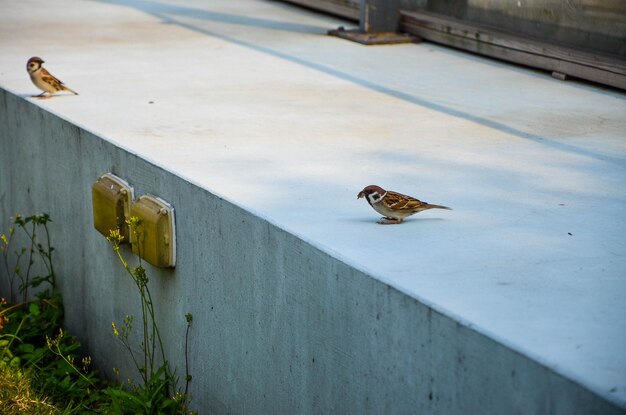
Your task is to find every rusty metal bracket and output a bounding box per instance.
[327,26,416,45]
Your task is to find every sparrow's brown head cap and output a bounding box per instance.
[357,185,386,199]
[27,56,44,65]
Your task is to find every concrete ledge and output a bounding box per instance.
[1,88,624,414]
[1,0,625,413]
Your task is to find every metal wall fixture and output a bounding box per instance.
[92,173,134,242]
[92,174,176,268]
[129,195,176,268]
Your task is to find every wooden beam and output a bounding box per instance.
[281,0,359,21]
[400,10,626,91]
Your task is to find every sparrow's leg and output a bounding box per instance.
[377,218,401,225]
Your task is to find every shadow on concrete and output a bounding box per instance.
[17,94,77,100]
[95,0,626,167]
[96,0,331,34]
[343,216,446,225]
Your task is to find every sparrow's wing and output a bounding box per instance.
[41,67,78,94]
[385,191,428,211]
[41,68,65,89]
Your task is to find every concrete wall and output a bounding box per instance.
[1,88,623,414]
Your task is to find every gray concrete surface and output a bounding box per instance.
[1,0,625,413]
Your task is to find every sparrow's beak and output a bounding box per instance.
[357,191,364,199]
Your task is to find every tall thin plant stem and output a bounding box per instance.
[107,218,194,413]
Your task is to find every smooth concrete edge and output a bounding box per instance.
[1,87,624,413]
[2,86,601,401]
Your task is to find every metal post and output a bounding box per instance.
[359,0,402,33]
[328,0,415,45]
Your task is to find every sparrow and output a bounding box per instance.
[357,185,451,224]
[26,56,78,98]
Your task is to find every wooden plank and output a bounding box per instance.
[401,11,626,75]
[400,10,626,90]
[281,0,359,21]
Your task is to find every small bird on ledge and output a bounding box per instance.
[357,185,451,225]
[26,56,78,98]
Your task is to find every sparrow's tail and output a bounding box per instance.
[425,203,451,210]
[63,85,79,95]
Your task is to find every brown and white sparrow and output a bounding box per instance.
[357,185,451,224]
[26,57,78,98]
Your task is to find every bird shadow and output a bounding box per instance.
[345,216,446,225]
[18,93,77,99]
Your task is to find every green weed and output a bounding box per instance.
[1,213,195,414]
